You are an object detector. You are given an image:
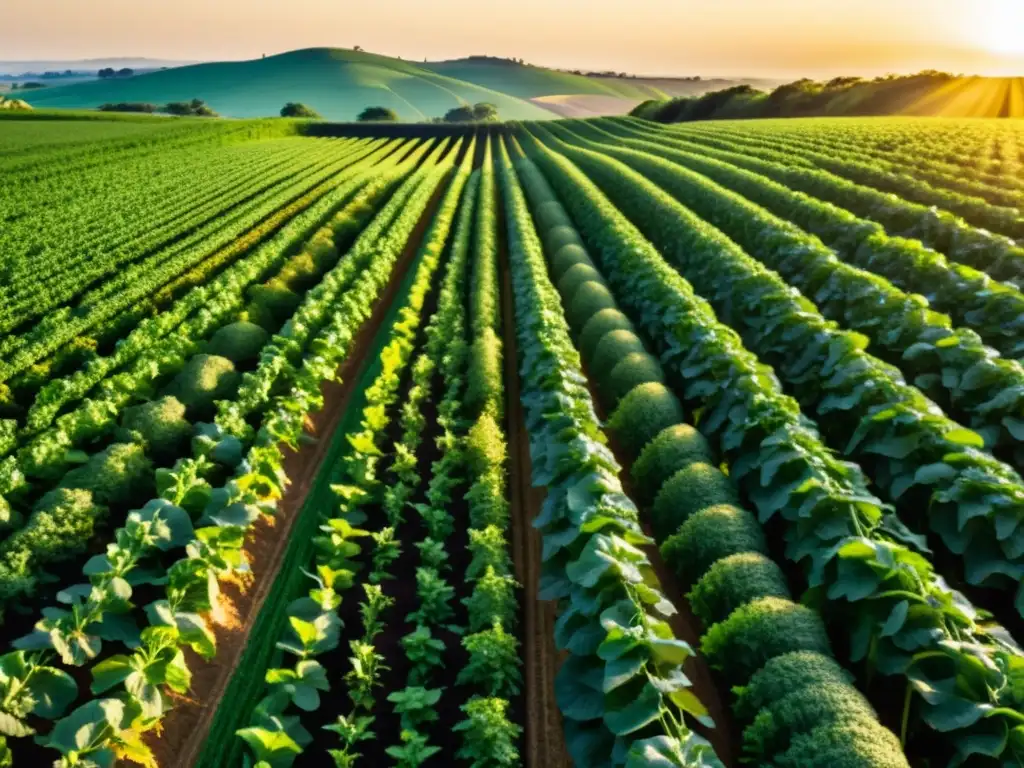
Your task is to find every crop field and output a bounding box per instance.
[0,114,1023,768]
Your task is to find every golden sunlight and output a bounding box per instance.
[976,1,1024,57]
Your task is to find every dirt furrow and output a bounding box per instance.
[500,222,572,768]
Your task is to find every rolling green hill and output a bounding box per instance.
[421,58,673,101]
[23,48,556,121]
[23,48,764,120]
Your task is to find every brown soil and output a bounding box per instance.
[144,177,449,768]
[500,237,573,768]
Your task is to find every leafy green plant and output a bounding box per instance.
[464,566,518,632]
[466,524,512,580]
[453,696,521,768]
[414,537,448,571]
[385,728,441,767]
[237,710,311,768]
[39,698,157,768]
[458,622,522,698]
[407,567,457,628]
[411,502,455,542]
[368,527,400,583]
[264,660,330,712]
[276,611,342,660]
[345,640,389,711]
[387,685,443,731]
[358,584,394,639]
[324,714,375,768]
[401,625,446,686]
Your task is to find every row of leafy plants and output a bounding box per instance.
[534,124,1024,628]
[0,139,419,625]
[450,140,524,766]
[0,137,346,335]
[557,120,1024,473]
[0,140,459,766]
[638,119,1024,290]
[696,120,1024,211]
[0,138,390,388]
[517,127,1024,767]
[702,120,1024,210]
[509,140,910,767]
[234,137,473,768]
[600,117,1024,362]
[10,138,399,446]
[667,119,1024,241]
[497,134,726,767]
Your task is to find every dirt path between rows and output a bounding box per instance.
[500,235,573,768]
[145,172,453,768]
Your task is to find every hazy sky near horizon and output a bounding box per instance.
[7,0,1024,78]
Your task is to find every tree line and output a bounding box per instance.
[99,99,217,116]
[95,100,500,123]
[357,102,499,123]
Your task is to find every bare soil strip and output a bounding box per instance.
[499,233,573,768]
[147,176,451,768]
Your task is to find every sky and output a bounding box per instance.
[5,0,1024,79]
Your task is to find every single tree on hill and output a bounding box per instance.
[357,106,399,122]
[280,102,322,119]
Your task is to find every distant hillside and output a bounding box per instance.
[423,56,768,113]
[24,48,771,121]
[632,72,1024,122]
[24,48,555,121]
[423,57,673,100]
[0,58,195,76]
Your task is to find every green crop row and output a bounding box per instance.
[498,134,724,767]
[236,139,472,768]
[510,146,909,767]
[533,124,1024,624]
[0,140,457,768]
[519,126,1024,766]
[600,117,1024,362]
[635,119,1024,291]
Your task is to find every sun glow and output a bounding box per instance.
[976,2,1024,57]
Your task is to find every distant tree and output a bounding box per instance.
[353,45,364,52]
[471,102,498,121]
[98,67,116,79]
[281,102,322,118]
[16,82,45,90]
[444,102,499,123]
[443,105,475,123]
[357,106,399,122]
[99,102,157,113]
[116,67,134,77]
[161,99,217,117]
